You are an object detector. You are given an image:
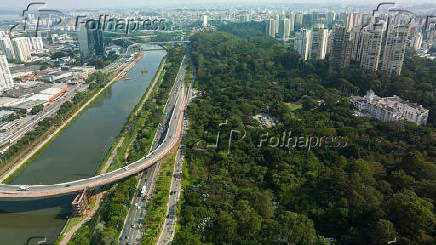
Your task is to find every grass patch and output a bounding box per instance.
[285,102,302,111]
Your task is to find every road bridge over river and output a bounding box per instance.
[0,59,188,198]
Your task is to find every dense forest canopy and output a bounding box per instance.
[173,31,436,245]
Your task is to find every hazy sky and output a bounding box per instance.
[0,0,434,11]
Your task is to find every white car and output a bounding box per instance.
[18,185,30,191]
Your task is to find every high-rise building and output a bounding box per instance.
[360,24,384,71]
[345,13,354,31]
[289,12,295,32]
[266,19,277,38]
[330,26,352,70]
[309,24,329,60]
[294,28,312,61]
[312,12,320,25]
[295,12,304,29]
[30,37,44,51]
[77,22,105,59]
[381,24,410,75]
[202,15,208,27]
[353,13,365,27]
[12,37,32,62]
[0,55,14,92]
[410,32,423,50]
[327,12,336,27]
[278,18,291,41]
[239,14,250,22]
[303,14,313,27]
[350,26,365,62]
[0,35,15,60]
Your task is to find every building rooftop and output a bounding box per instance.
[350,90,429,125]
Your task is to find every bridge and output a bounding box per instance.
[143,47,166,51]
[0,57,189,198]
[148,41,190,44]
[125,43,166,54]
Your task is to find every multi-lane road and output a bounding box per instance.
[0,84,80,148]
[0,47,136,149]
[119,54,188,245]
[0,58,187,198]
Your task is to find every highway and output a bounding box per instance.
[0,59,188,198]
[0,46,138,149]
[157,69,195,245]
[119,55,188,245]
[0,84,79,148]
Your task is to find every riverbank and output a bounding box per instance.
[0,51,144,184]
[66,45,184,245]
[56,55,167,245]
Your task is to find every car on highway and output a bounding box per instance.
[18,185,30,191]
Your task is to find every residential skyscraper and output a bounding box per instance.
[350,26,365,62]
[0,35,15,60]
[266,19,277,38]
[295,12,304,29]
[12,37,32,62]
[294,28,312,61]
[353,13,365,27]
[360,24,384,71]
[309,24,329,60]
[303,14,313,27]
[289,12,295,32]
[0,55,14,92]
[202,15,208,27]
[239,14,250,22]
[410,32,423,50]
[381,24,410,75]
[345,13,354,31]
[30,37,44,51]
[326,12,336,27]
[278,18,291,41]
[330,26,352,70]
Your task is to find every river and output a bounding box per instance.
[0,44,166,245]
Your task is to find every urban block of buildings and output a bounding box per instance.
[265,9,435,77]
[351,90,429,126]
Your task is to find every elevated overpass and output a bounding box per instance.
[0,58,189,198]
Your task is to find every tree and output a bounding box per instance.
[277,211,320,245]
[234,200,262,240]
[371,219,398,245]
[39,65,48,71]
[386,190,436,243]
[30,104,43,115]
[215,211,237,243]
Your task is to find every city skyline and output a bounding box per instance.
[0,0,436,11]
